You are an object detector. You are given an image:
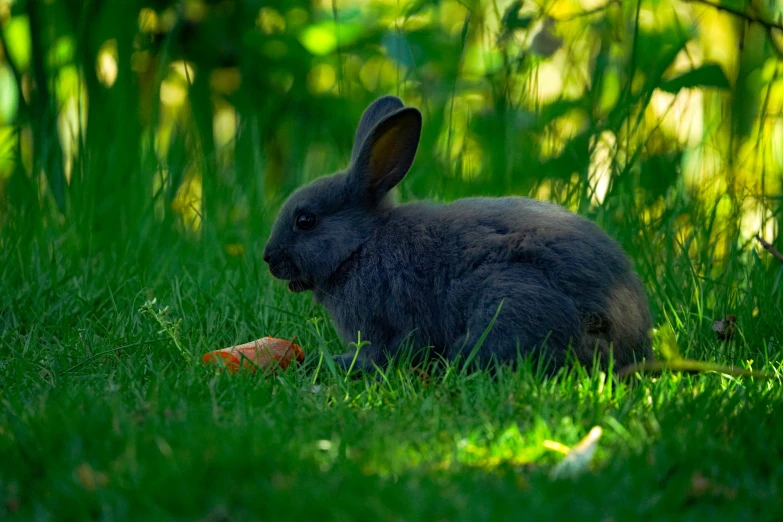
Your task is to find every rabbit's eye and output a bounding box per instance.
[295,211,317,231]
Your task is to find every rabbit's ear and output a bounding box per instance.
[351,96,405,162]
[351,107,422,203]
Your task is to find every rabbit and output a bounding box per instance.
[262,95,654,374]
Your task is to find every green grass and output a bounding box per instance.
[1,229,782,521]
[2,0,783,519]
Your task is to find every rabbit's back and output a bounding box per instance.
[442,196,630,285]
[385,196,653,367]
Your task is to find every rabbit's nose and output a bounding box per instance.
[262,250,271,264]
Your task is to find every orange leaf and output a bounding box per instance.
[202,337,304,374]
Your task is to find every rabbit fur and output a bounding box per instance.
[263,95,653,373]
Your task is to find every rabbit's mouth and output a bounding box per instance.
[288,279,315,293]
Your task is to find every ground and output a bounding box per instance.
[1,234,781,522]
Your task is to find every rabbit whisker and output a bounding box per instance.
[311,281,349,304]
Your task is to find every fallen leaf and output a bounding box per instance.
[75,462,108,491]
[712,315,736,341]
[687,471,737,500]
[202,337,304,374]
[549,426,603,479]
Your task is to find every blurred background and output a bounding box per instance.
[1,0,782,349]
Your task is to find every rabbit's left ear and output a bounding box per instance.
[351,95,405,161]
[351,106,422,203]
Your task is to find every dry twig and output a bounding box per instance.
[755,234,783,264]
[683,0,783,57]
[683,0,783,32]
[617,359,777,379]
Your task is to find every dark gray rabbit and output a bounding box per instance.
[263,95,653,373]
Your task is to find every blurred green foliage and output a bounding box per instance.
[0,0,782,305]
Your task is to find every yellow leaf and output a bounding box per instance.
[550,426,602,479]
